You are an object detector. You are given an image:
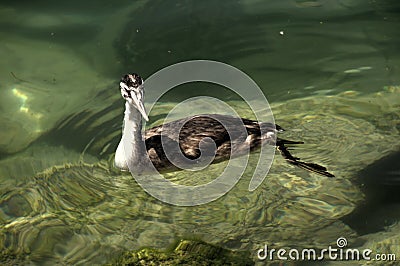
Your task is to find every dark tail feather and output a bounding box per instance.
[278,138,304,145]
[291,161,335,178]
[277,140,335,178]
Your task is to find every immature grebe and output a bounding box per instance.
[115,73,334,178]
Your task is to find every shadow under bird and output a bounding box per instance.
[115,73,334,178]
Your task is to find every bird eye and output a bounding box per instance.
[122,89,131,99]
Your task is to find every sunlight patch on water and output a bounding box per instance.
[11,88,43,132]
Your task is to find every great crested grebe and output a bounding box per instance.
[115,73,334,178]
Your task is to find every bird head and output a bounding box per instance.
[120,73,149,121]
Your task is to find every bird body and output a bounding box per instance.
[115,73,334,178]
[116,112,278,171]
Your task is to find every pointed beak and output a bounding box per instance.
[130,88,149,121]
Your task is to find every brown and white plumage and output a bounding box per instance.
[115,73,334,178]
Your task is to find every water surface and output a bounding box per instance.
[0,0,399,264]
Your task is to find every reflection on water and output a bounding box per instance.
[0,0,400,264]
[117,0,400,101]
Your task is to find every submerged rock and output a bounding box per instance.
[109,239,253,266]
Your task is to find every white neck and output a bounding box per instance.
[115,102,146,171]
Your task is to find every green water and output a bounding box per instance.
[1,1,400,265]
